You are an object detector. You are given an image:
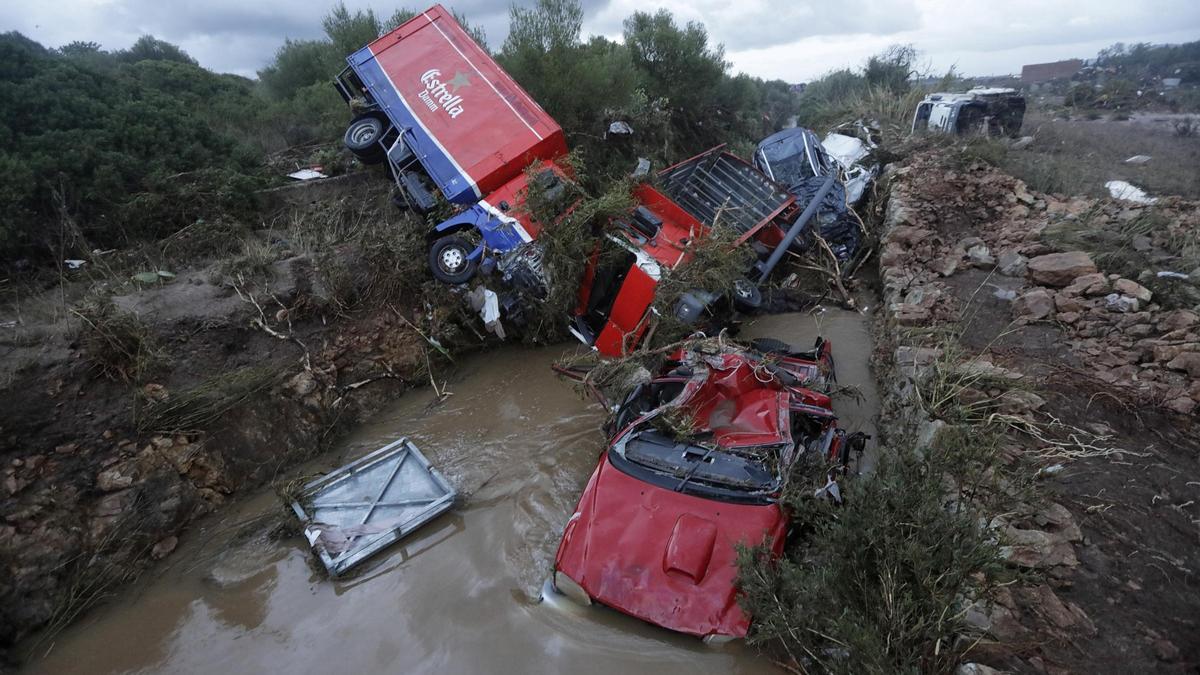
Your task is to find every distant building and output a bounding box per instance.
[1021,59,1084,84]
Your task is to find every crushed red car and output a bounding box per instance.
[551,337,866,641]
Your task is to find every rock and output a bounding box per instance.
[96,465,135,491]
[1165,352,1200,378]
[1054,294,1086,313]
[1157,309,1199,332]
[1057,311,1081,324]
[1064,272,1110,297]
[998,389,1046,414]
[888,225,934,248]
[1011,136,1035,150]
[1013,289,1055,320]
[151,536,178,560]
[1164,396,1196,415]
[958,236,985,251]
[916,419,947,450]
[1036,503,1082,542]
[1104,293,1140,313]
[1020,585,1096,635]
[997,251,1028,277]
[893,304,931,326]
[967,244,995,267]
[4,475,29,496]
[1002,526,1078,568]
[1113,278,1153,302]
[935,256,959,277]
[1131,234,1153,252]
[1028,252,1098,287]
[287,371,318,397]
[94,489,136,518]
[1154,638,1181,662]
[142,383,169,403]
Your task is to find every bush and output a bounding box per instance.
[737,438,1005,674]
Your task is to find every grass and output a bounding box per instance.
[71,295,159,383]
[137,364,282,434]
[999,110,1200,198]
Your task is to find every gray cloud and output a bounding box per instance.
[3,0,1198,80]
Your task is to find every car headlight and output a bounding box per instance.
[553,570,592,606]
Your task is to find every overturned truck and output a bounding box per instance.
[334,6,873,358]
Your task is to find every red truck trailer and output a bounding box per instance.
[334,5,567,210]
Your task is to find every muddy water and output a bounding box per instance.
[23,309,877,675]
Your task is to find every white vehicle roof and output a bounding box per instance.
[920,87,1019,104]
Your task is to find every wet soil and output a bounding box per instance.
[19,309,880,674]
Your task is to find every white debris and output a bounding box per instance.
[64,259,87,269]
[287,168,328,181]
[1104,293,1140,313]
[1157,271,1188,279]
[1105,180,1157,205]
[1124,154,1152,165]
[468,286,505,339]
[607,121,633,135]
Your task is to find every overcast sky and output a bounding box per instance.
[4,0,1199,82]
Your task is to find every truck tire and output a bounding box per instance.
[750,337,794,355]
[429,236,477,285]
[732,278,762,311]
[344,114,387,164]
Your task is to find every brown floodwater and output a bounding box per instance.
[21,308,878,675]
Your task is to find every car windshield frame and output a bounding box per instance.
[608,428,784,505]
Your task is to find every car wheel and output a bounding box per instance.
[344,114,387,164]
[732,278,762,311]
[429,236,477,284]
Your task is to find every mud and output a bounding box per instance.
[19,310,879,674]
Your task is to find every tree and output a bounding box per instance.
[322,2,381,57]
[864,44,916,94]
[622,10,729,147]
[119,35,198,66]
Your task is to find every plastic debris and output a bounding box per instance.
[1156,271,1188,279]
[1124,155,1152,165]
[607,121,633,136]
[468,286,506,339]
[64,259,87,270]
[287,168,329,181]
[1105,180,1157,205]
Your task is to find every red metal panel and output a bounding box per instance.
[594,265,657,357]
[367,5,567,196]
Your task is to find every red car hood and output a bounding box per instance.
[554,455,787,638]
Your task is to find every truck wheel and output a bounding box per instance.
[344,114,387,164]
[732,278,762,311]
[750,337,794,355]
[429,236,477,285]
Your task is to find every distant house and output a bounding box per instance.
[1021,59,1084,84]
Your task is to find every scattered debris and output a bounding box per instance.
[1124,154,1152,165]
[290,438,456,577]
[606,121,633,136]
[1105,180,1158,204]
[286,168,329,181]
